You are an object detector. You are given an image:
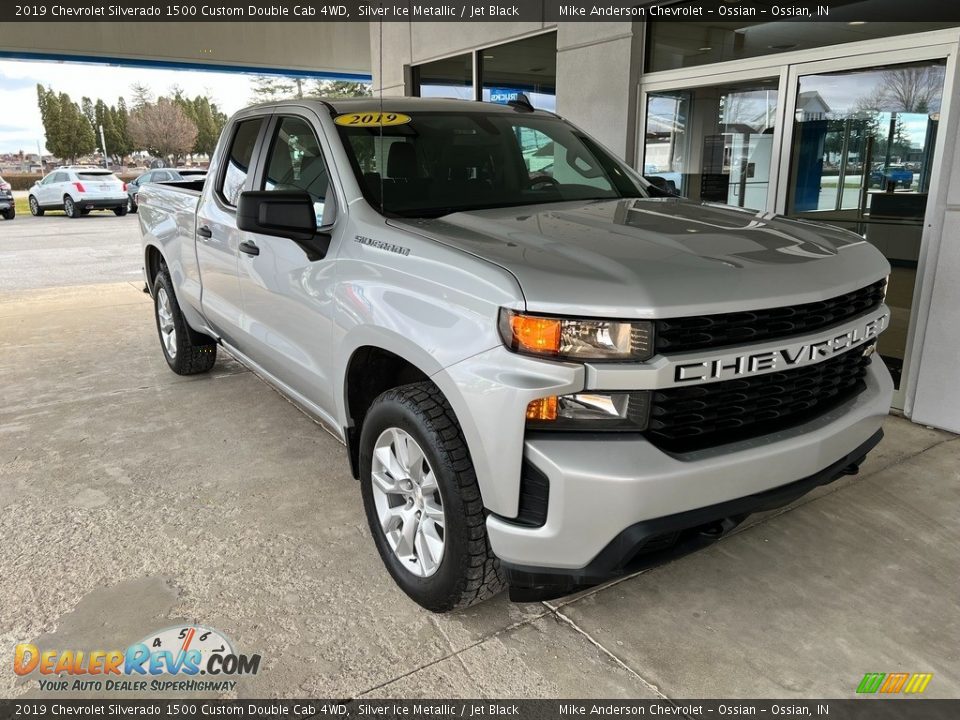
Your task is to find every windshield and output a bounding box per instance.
[336,111,653,218]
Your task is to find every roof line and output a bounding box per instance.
[0,50,372,81]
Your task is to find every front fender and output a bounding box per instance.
[432,348,584,518]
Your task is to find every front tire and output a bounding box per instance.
[153,265,217,375]
[29,196,43,216]
[1,209,13,220]
[63,195,80,218]
[360,382,505,612]
[127,197,137,213]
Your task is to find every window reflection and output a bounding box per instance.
[644,80,779,210]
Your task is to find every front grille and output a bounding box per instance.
[646,350,872,453]
[655,280,886,354]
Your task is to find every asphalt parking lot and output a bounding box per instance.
[1,213,958,699]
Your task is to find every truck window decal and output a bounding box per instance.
[334,112,412,128]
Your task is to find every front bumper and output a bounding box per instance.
[488,359,893,600]
[0,197,12,210]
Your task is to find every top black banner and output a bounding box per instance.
[5,0,960,23]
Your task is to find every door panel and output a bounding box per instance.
[237,113,338,416]
[196,117,266,341]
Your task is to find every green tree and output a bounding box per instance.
[81,97,96,129]
[308,79,372,98]
[250,74,303,102]
[113,98,133,158]
[130,82,154,110]
[36,86,95,162]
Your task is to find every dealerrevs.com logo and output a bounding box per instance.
[14,625,261,693]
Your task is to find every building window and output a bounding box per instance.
[643,79,779,210]
[480,32,556,111]
[411,32,557,110]
[647,7,957,73]
[412,53,472,100]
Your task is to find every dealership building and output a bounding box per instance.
[2,1,960,432]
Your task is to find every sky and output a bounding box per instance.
[0,59,259,155]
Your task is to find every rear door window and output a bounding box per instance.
[220,118,264,207]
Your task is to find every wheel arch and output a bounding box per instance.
[144,243,165,296]
[342,343,434,479]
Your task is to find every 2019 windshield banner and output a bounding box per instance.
[5,0,960,23]
[0,701,958,719]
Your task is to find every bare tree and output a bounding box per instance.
[856,66,945,113]
[129,98,198,164]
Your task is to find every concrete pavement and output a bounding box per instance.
[1,231,958,699]
[0,213,143,291]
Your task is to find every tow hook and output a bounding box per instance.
[698,516,741,538]
[841,462,861,476]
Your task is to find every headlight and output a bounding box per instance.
[499,309,654,362]
[526,391,650,432]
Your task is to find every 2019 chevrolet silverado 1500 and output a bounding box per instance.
[139,98,892,611]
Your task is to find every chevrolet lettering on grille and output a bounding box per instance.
[674,310,889,384]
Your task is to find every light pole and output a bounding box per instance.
[99,124,109,169]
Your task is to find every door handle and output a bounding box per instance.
[238,240,260,256]
[197,225,213,239]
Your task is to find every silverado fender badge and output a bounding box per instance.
[354,235,411,257]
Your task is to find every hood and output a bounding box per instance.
[392,198,890,318]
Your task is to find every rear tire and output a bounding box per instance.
[360,382,505,612]
[29,196,43,216]
[114,206,128,216]
[63,195,80,218]
[127,197,137,213]
[153,265,217,375]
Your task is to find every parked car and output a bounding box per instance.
[126,168,208,213]
[140,99,892,611]
[870,163,913,189]
[28,167,128,218]
[0,176,13,220]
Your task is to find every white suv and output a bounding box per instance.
[28,167,128,218]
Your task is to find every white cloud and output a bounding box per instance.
[0,58,258,154]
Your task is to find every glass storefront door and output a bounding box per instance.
[644,78,780,210]
[784,59,947,391]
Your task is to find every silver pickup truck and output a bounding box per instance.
[139,97,892,611]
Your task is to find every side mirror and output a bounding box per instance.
[237,190,331,260]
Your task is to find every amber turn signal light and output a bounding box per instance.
[526,396,558,422]
[509,315,561,355]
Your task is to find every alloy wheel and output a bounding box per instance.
[29,197,39,215]
[156,287,177,359]
[370,427,446,577]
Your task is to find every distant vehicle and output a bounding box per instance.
[0,176,13,220]
[28,167,128,218]
[870,163,913,189]
[126,168,208,213]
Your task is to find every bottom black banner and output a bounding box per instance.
[0,700,957,720]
